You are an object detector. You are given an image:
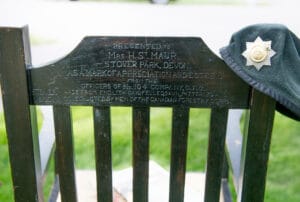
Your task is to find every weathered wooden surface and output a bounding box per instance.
[238,89,276,202]
[0,27,43,201]
[53,106,77,202]
[133,107,150,202]
[28,37,250,108]
[204,108,228,202]
[169,107,190,202]
[1,26,277,202]
[93,106,113,202]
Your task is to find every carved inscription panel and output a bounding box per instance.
[30,37,248,107]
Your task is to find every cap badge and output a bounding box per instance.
[242,36,276,71]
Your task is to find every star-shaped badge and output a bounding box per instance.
[242,36,276,71]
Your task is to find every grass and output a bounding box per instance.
[265,113,300,202]
[72,107,211,171]
[0,107,299,201]
[0,111,13,202]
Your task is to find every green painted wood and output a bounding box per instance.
[93,106,113,202]
[27,37,250,108]
[133,107,150,202]
[0,27,43,201]
[204,108,228,202]
[238,89,276,202]
[169,107,190,202]
[53,106,77,202]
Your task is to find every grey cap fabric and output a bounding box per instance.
[220,24,300,120]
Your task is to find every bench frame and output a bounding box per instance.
[0,26,276,202]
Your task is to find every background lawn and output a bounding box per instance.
[0,107,299,201]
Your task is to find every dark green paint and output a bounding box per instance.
[0,27,43,201]
[169,107,190,202]
[133,107,150,202]
[0,26,277,202]
[53,106,77,202]
[93,106,113,202]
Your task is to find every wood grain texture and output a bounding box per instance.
[133,107,150,202]
[27,37,250,108]
[204,108,228,202]
[0,27,278,202]
[53,106,77,202]
[0,27,43,201]
[93,106,113,202]
[169,107,190,202]
[238,89,276,202]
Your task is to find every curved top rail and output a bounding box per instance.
[28,37,250,107]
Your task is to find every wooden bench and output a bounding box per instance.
[0,26,276,202]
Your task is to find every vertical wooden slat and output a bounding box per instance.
[238,89,276,202]
[204,108,228,202]
[0,27,43,201]
[169,107,190,202]
[53,106,77,202]
[93,106,113,202]
[133,107,150,202]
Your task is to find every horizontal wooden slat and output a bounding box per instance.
[93,106,113,202]
[27,37,250,108]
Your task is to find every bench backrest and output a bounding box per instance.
[0,27,276,202]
